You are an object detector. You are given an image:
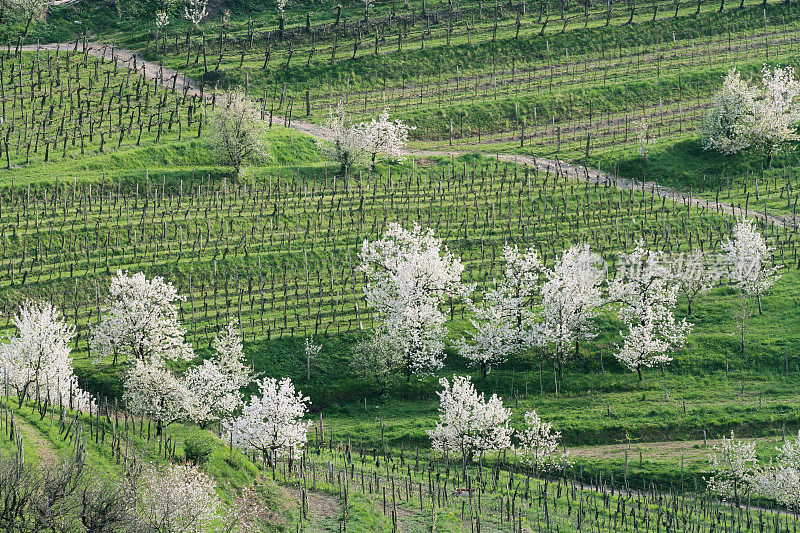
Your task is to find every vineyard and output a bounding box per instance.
[0,0,799,530]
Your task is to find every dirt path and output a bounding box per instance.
[284,486,343,532]
[14,42,799,230]
[11,413,57,466]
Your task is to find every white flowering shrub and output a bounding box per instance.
[222,377,311,464]
[137,463,221,532]
[359,223,472,379]
[91,270,193,367]
[609,242,692,379]
[516,410,562,474]
[707,432,758,502]
[185,321,252,427]
[536,244,604,379]
[361,108,414,166]
[0,300,93,410]
[457,245,542,377]
[427,375,512,463]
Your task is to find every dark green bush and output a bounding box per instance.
[184,431,216,465]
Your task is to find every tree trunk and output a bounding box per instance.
[637,365,643,381]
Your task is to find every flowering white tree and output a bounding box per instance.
[722,219,781,352]
[668,250,721,315]
[183,0,207,27]
[304,337,321,380]
[91,270,193,367]
[428,375,512,465]
[537,244,604,380]
[609,242,692,380]
[137,463,221,533]
[326,102,369,174]
[0,300,92,410]
[185,321,252,428]
[753,432,800,511]
[516,410,562,474]
[210,90,269,178]
[457,245,542,377]
[276,0,288,30]
[124,360,193,434]
[707,432,758,503]
[359,223,471,380]
[222,377,311,465]
[704,66,800,157]
[703,67,759,155]
[360,108,414,168]
[750,66,800,156]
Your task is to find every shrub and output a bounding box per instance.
[184,431,216,464]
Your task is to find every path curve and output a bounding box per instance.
[14,42,798,230]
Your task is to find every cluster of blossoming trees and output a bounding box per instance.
[708,431,800,511]
[704,66,800,157]
[326,102,414,173]
[356,218,779,385]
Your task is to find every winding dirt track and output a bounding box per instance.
[15,42,798,230]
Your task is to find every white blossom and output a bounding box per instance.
[91,270,193,367]
[536,244,604,379]
[703,67,758,155]
[516,410,562,474]
[185,322,252,427]
[137,463,221,533]
[359,223,472,379]
[0,300,93,411]
[704,66,800,156]
[360,108,414,166]
[183,0,207,27]
[707,432,758,502]
[457,245,543,377]
[427,375,512,463]
[222,377,311,464]
[609,242,692,379]
[722,219,781,352]
[753,432,800,510]
[325,102,371,173]
[155,10,170,29]
[123,360,193,431]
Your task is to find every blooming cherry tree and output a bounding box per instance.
[609,242,692,380]
[361,108,414,167]
[91,270,193,367]
[183,0,207,27]
[210,90,269,177]
[124,360,193,434]
[137,463,221,533]
[427,375,512,464]
[722,219,781,352]
[185,321,252,427]
[223,377,311,465]
[0,300,93,410]
[703,68,758,155]
[457,245,542,377]
[359,223,471,380]
[753,432,800,511]
[516,410,562,474]
[326,102,369,174]
[704,66,800,157]
[537,244,604,380]
[707,432,758,503]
